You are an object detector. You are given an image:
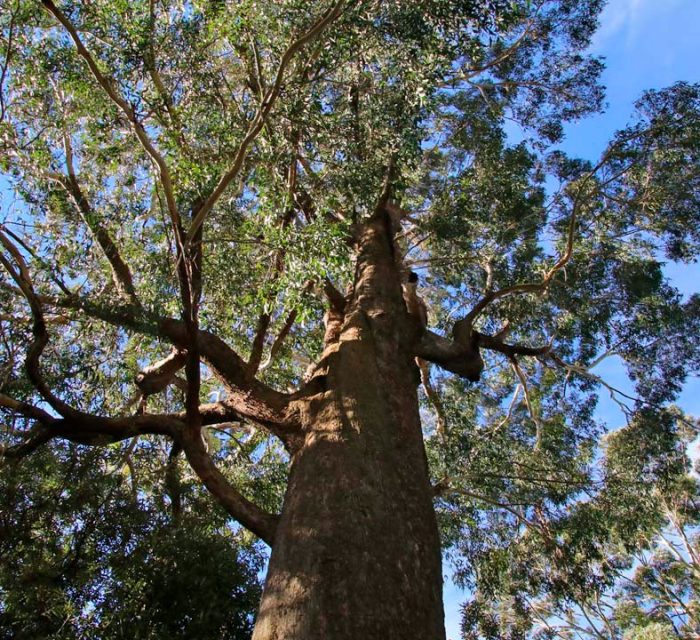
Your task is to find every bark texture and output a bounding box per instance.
[252,211,446,640]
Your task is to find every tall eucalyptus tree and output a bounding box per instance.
[1,1,699,638]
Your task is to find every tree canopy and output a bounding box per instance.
[0,0,699,638]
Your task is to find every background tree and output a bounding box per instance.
[0,441,265,639]
[615,474,700,639]
[460,414,700,639]
[0,1,699,639]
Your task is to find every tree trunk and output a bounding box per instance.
[252,211,446,640]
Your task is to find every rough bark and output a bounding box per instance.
[252,210,446,640]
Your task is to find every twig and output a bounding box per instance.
[510,357,541,449]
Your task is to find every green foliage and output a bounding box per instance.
[459,460,700,639]
[0,442,264,639]
[623,623,678,640]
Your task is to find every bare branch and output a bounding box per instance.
[510,356,541,448]
[248,312,272,377]
[259,308,299,371]
[0,426,53,459]
[476,331,551,358]
[52,412,179,445]
[418,360,447,438]
[1,407,180,459]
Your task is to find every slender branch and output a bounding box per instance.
[458,281,544,332]
[1,225,72,296]
[547,352,641,415]
[250,36,267,97]
[590,594,617,640]
[510,356,541,448]
[0,0,18,123]
[145,2,186,147]
[259,307,300,371]
[496,383,522,429]
[667,516,699,568]
[453,125,659,340]
[525,599,571,640]
[461,469,592,488]
[323,277,347,313]
[435,482,541,532]
[186,0,347,242]
[0,227,75,416]
[180,428,278,545]
[574,603,608,640]
[418,360,447,438]
[0,426,53,458]
[0,392,55,423]
[246,153,308,377]
[438,14,540,88]
[248,312,272,376]
[40,0,181,231]
[52,131,140,305]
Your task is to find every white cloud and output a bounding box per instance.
[591,0,683,51]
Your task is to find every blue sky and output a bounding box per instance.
[444,1,700,637]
